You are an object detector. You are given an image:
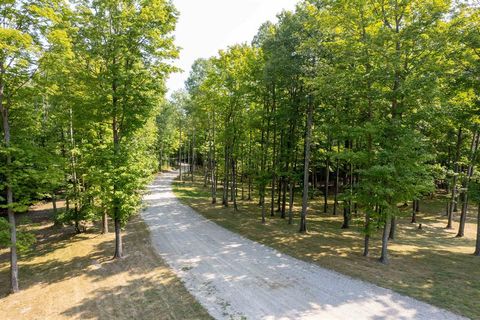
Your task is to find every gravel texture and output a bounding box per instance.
[141,171,466,320]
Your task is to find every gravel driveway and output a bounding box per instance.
[141,171,465,320]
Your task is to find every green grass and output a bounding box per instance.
[174,175,479,319]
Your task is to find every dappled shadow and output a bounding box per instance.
[141,171,465,319]
[0,215,211,319]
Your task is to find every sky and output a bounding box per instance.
[167,0,298,95]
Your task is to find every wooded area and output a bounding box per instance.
[1,0,178,293]
[1,0,479,315]
[167,0,480,267]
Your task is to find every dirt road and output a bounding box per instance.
[141,171,465,320]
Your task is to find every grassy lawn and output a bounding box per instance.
[173,175,479,319]
[0,203,211,320]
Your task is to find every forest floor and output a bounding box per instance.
[173,173,479,320]
[0,201,211,320]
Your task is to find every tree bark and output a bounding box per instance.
[259,95,269,224]
[363,210,370,257]
[475,203,480,256]
[447,127,463,229]
[270,84,277,217]
[222,145,229,207]
[457,193,468,238]
[102,210,109,234]
[324,158,329,213]
[388,216,396,240]
[379,214,391,264]
[288,180,294,225]
[341,151,351,229]
[112,65,123,259]
[299,97,313,233]
[210,113,217,204]
[159,147,163,172]
[69,108,81,234]
[192,128,196,182]
[311,167,316,200]
[232,158,238,211]
[178,125,183,182]
[1,67,19,293]
[281,176,287,218]
[333,156,340,215]
[341,206,350,229]
[276,178,282,212]
[113,217,123,258]
[411,200,417,223]
[457,131,479,237]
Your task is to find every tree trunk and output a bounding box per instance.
[1,75,19,293]
[475,203,480,256]
[299,97,313,233]
[232,158,238,211]
[411,200,417,223]
[379,215,391,264]
[288,180,294,225]
[222,145,229,207]
[230,154,235,202]
[311,167,315,200]
[112,70,123,259]
[204,161,208,188]
[270,176,276,217]
[187,136,191,178]
[178,125,183,182]
[270,86,277,217]
[457,130,479,237]
[341,206,350,229]
[324,158,329,213]
[247,129,252,201]
[241,170,245,201]
[457,194,468,238]
[363,210,370,257]
[159,148,163,172]
[113,217,123,258]
[341,152,351,229]
[333,157,340,216]
[281,177,287,218]
[447,127,463,229]
[261,195,266,224]
[102,210,109,234]
[259,94,270,224]
[388,216,396,240]
[69,108,81,234]
[210,117,217,204]
[276,178,282,212]
[5,137,19,292]
[7,187,18,293]
[192,128,196,182]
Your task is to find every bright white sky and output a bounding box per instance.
[167,0,298,95]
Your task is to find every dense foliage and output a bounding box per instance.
[0,0,178,292]
[173,0,480,265]
[1,0,479,298]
